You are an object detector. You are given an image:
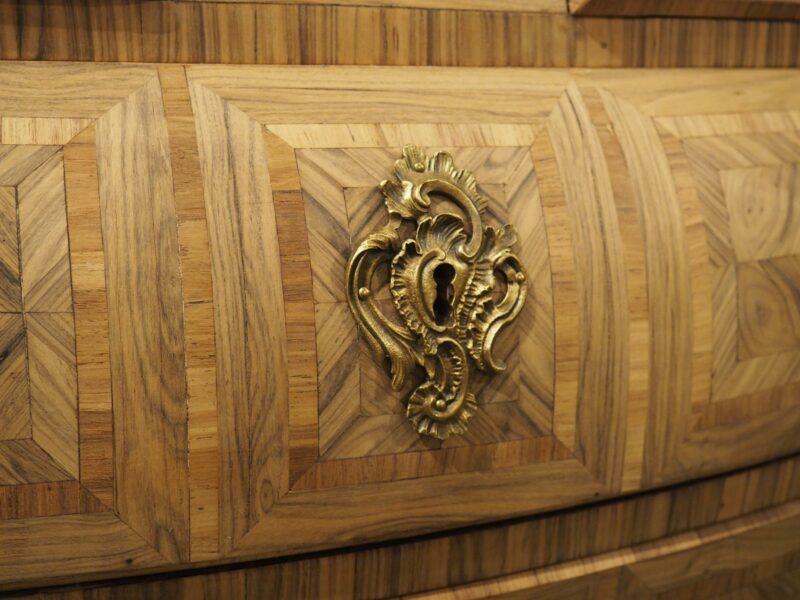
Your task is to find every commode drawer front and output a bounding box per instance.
[0,63,798,587]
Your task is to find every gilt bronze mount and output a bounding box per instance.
[346,146,527,439]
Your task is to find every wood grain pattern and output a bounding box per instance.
[262,132,318,486]
[723,164,800,264]
[21,571,248,600]
[96,75,190,562]
[0,66,171,564]
[0,145,59,187]
[158,65,220,562]
[0,513,165,586]
[293,438,568,491]
[181,0,565,10]
[657,111,800,139]
[2,2,800,67]
[0,439,71,486]
[0,186,20,312]
[0,123,107,538]
[190,82,290,553]
[9,455,800,598]
[544,83,627,490]
[63,125,114,506]
[0,117,93,146]
[0,143,80,477]
[233,459,605,560]
[589,74,800,487]
[189,68,569,125]
[0,64,157,118]
[571,0,800,19]
[659,127,714,412]
[26,313,79,479]
[680,132,800,402]
[17,151,72,312]
[314,302,360,455]
[294,149,351,304]
[295,144,553,463]
[585,72,800,120]
[714,567,800,600]
[0,63,799,591]
[0,312,30,440]
[0,481,104,520]
[599,92,695,487]
[583,88,651,493]
[626,508,800,596]
[738,256,800,360]
[267,124,538,150]
[409,502,800,600]
[532,129,581,457]
[500,152,555,434]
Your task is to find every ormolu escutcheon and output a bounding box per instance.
[345,145,527,439]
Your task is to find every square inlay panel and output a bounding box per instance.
[679,132,800,402]
[187,67,636,560]
[0,64,195,580]
[297,146,553,461]
[182,66,800,561]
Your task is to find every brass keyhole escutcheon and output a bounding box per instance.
[432,263,455,326]
[346,145,527,439]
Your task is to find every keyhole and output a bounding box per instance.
[433,263,456,325]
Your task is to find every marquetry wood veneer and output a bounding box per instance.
[0,145,80,489]
[570,0,800,20]
[3,1,800,68]
[13,455,800,599]
[0,64,194,581]
[1,63,800,590]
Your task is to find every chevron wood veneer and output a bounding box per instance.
[0,64,799,592]
[0,143,78,486]
[298,145,553,462]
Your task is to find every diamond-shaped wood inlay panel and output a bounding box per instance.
[299,147,553,462]
[0,145,77,480]
[176,67,800,568]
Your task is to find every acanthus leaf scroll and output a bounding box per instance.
[346,146,527,439]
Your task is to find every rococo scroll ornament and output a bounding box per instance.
[346,146,527,439]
